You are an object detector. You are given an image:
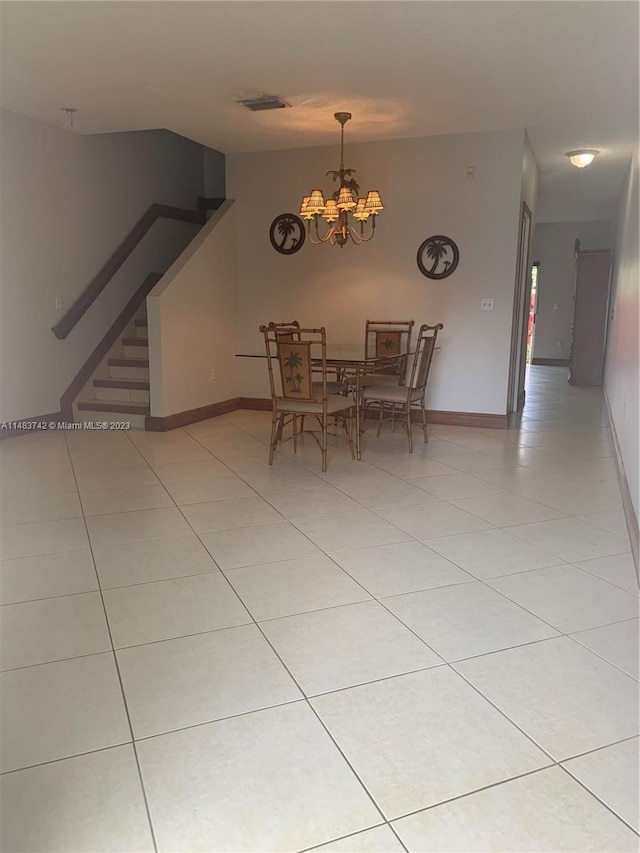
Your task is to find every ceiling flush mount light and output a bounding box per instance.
[299,112,383,247]
[237,95,290,111]
[567,149,599,168]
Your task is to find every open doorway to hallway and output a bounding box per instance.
[526,263,539,364]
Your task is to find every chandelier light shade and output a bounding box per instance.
[567,149,599,168]
[299,112,383,247]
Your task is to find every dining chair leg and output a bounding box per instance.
[376,403,384,437]
[268,411,279,465]
[348,408,355,459]
[321,416,328,472]
[421,400,428,443]
[406,402,413,453]
[293,415,298,452]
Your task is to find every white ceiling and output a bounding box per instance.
[1,1,637,222]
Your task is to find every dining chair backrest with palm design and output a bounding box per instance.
[267,320,348,396]
[361,322,443,452]
[364,320,415,385]
[260,325,355,472]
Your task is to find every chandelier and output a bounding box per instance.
[299,112,383,247]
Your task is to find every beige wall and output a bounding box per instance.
[0,109,207,421]
[604,153,639,519]
[147,202,238,417]
[228,129,526,416]
[531,220,613,360]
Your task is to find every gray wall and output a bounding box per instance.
[531,220,613,360]
[204,147,226,199]
[0,109,224,421]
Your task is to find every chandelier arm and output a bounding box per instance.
[346,224,365,244]
[350,215,377,243]
[308,217,336,244]
[305,220,325,245]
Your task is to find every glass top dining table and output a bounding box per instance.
[235,346,411,460]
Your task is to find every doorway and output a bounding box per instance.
[526,263,539,363]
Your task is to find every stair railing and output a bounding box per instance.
[52,197,223,340]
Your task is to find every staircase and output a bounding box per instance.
[74,313,150,428]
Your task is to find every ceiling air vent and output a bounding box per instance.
[237,95,290,112]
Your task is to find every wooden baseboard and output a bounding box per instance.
[1,399,511,437]
[145,398,240,431]
[531,358,570,367]
[237,398,508,429]
[238,397,272,411]
[604,391,639,575]
[420,409,508,429]
[0,411,63,439]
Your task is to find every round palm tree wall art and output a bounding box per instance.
[269,213,306,254]
[417,235,459,279]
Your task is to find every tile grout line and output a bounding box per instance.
[557,763,640,838]
[378,765,558,826]
[61,431,160,853]
[563,631,640,682]
[295,822,389,853]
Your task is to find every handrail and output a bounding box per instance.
[59,271,163,420]
[52,197,224,340]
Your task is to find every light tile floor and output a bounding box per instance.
[0,366,638,852]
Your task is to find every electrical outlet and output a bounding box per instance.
[466,166,475,179]
[55,296,62,310]
[480,298,494,311]
[557,339,564,349]
[211,369,217,381]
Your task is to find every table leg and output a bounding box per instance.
[355,366,362,461]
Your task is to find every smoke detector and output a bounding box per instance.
[237,95,291,112]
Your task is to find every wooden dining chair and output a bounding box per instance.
[363,320,415,386]
[260,325,355,472]
[361,323,443,452]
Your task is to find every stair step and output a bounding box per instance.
[108,358,149,368]
[94,379,150,390]
[77,401,149,415]
[121,337,148,347]
[134,319,148,328]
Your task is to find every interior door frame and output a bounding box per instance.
[507,201,533,413]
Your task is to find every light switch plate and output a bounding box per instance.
[480,297,494,311]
